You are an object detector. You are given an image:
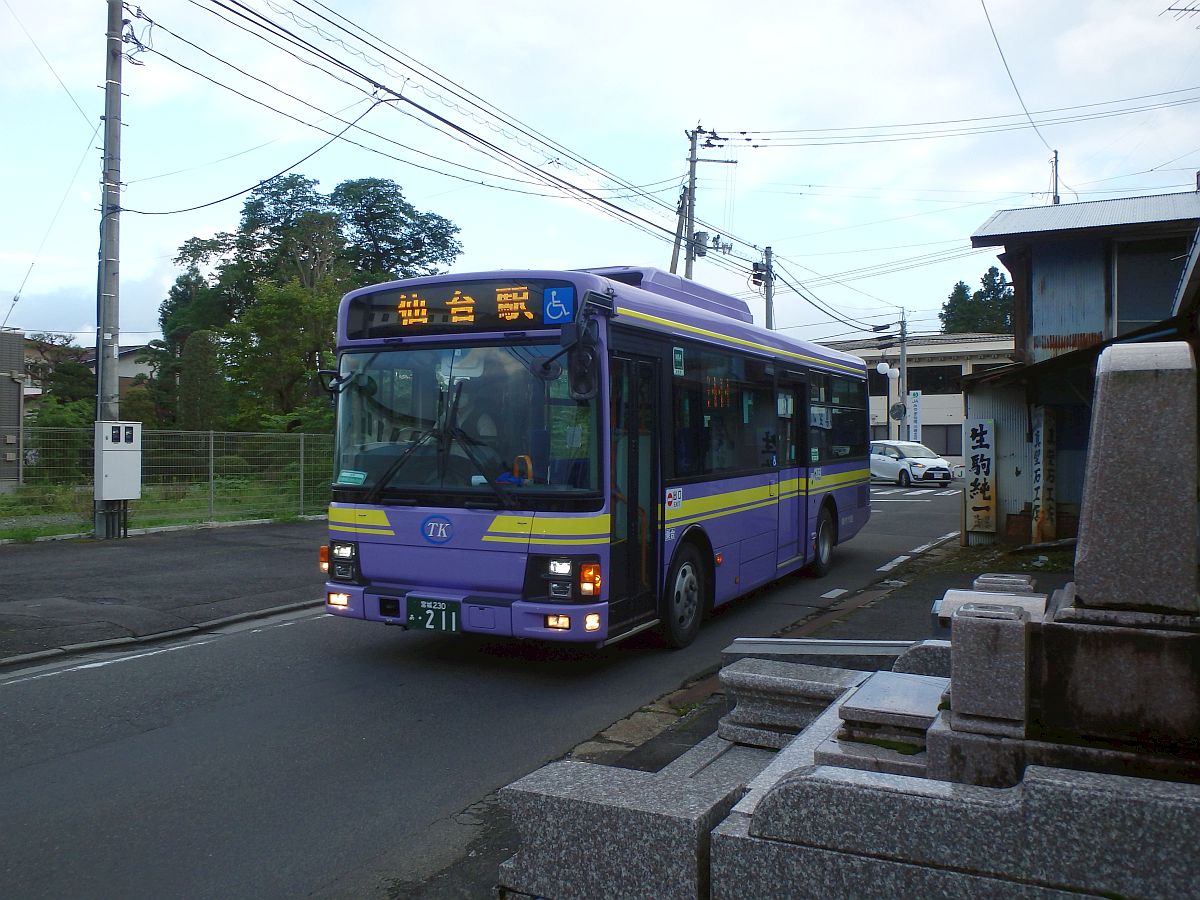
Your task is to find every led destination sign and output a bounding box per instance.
[346,279,576,339]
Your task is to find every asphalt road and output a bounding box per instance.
[0,486,963,899]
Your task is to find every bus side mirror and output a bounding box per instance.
[568,320,599,401]
[317,369,344,393]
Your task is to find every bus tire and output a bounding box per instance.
[661,543,706,649]
[806,506,836,577]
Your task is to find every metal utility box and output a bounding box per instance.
[94,421,142,500]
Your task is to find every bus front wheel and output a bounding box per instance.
[661,544,706,649]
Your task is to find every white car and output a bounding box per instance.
[870,440,955,487]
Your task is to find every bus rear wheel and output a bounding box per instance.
[661,544,706,649]
[806,506,835,577]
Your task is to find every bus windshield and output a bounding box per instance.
[332,343,600,507]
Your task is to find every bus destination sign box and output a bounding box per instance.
[347,279,576,339]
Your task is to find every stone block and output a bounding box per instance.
[498,760,743,900]
[950,604,1029,730]
[890,639,951,677]
[711,814,1076,899]
[718,658,868,749]
[1074,342,1198,614]
[814,733,928,778]
[745,763,1200,899]
[720,637,913,672]
[838,670,949,732]
[926,712,1200,788]
[1037,617,1200,753]
[974,573,1037,593]
[933,589,1047,626]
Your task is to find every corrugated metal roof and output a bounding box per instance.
[972,192,1200,246]
[825,333,1012,351]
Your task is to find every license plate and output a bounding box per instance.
[406,596,460,632]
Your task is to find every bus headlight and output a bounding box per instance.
[329,541,359,582]
[549,559,573,576]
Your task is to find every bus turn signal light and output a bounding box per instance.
[579,563,602,597]
[319,545,329,574]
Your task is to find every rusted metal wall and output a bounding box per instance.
[1030,241,1107,364]
[963,383,1033,546]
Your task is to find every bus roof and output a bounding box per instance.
[579,266,865,378]
[338,266,866,377]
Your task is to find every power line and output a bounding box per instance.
[979,0,1054,155]
[2,0,95,128]
[122,98,386,215]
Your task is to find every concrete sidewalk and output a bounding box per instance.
[0,520,329,668]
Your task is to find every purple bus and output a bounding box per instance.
[321,266,870,648]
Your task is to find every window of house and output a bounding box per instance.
[905,364,962,395]
[1114,237,1190,336]
[919,424,963,457]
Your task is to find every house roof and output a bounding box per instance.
[825,333,1013,353]
[972,192,1200,247]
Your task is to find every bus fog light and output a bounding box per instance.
[546,614,571,630]
[584,613,600,632]
[328,591,351,608]
[549,559,572,576]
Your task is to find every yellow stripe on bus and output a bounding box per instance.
[329,525,395,536]
[328,506,391,527]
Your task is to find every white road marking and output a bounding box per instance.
[909,542,935,554]
[870,498,932,503]
[935,489,959,496]
[872,488,903,495]
[820,588,849,599]
[1,640,219,687]
[877,555,911,572]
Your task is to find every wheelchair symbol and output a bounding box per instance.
[543,290,573,322]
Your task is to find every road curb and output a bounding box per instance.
[0,598,326,672]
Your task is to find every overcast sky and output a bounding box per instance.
[1,0,1197,350]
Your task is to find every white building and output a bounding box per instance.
[824,333,1015,464]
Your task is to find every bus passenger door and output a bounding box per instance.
[608,355,659,629]
[776,379,807,567]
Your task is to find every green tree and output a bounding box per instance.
[177,330,228,430]
[47,360,95,403]
[331,177,462,281]
[939,266,1014,333]
[119,380,162,427]
[32,396,93,427]
[223,279,339,427]
[156,173,462,431]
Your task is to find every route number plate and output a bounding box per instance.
[406,596,460,632]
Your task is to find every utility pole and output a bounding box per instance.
[1051,150,1060,206]
[669,185,687,274]
[684,129,699,279]
[763,246,775,330]
[95,0,124,537]
[679,127,735,280]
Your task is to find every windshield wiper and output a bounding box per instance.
[364,427,437,504]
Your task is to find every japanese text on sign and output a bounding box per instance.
[964,418,996,533]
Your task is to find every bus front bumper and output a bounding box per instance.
[325,584,610,642]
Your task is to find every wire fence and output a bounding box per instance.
[0,428,333,538]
